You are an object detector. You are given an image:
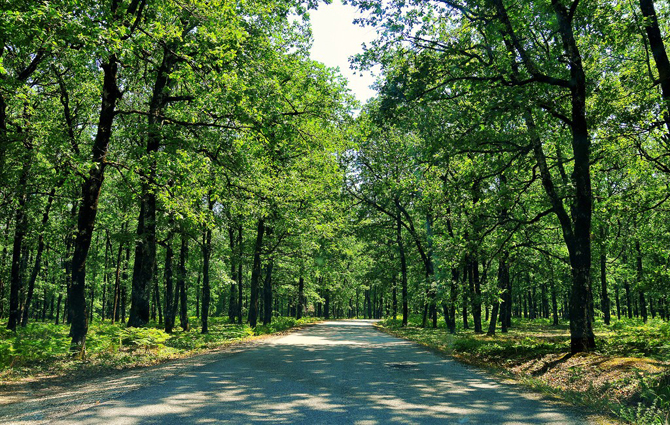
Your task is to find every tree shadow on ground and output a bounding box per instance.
[50,320,585,424]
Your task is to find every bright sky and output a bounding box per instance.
[309,0,378,105]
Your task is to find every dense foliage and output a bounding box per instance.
[1,2,669,419]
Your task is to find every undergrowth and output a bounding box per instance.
[0,316,319,379]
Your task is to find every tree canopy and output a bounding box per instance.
[0,0,669,365]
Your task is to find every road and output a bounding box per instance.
[52,320,585,424]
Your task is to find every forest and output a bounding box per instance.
[1,0,670,423]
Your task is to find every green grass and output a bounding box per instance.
[378,315,670,424]
[0,316,319,380]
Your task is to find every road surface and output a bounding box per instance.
[29,320,588,424]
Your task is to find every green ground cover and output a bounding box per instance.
[0,317,319,382]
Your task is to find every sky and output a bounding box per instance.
[308,1,379,105]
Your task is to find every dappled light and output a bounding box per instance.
[2,0,670,423]
[51,321,582,424]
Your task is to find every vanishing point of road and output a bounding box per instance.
[22,320,588,424]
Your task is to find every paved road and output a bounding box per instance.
[54,320,586,424]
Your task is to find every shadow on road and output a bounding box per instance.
[56,320,582,424]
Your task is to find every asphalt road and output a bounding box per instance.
[54,320,587,424]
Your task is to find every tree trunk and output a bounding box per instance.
[201,226,212,333]
[355,286,359,318]
[639,0,670,135]
[488,252,508,336]
[263,260,273,325]
[392,273,397,320]
[164,233,175,333]
[0,217,10,318]
[615,283,621,320]
[128,193,154,328]
[42,286,49,321]
[195,272,200,319]
[541,282,549,319]
[462,259,469,329]
[127,45,177,328]
[492,0,594,352]
[154,273,162,324]
[554,0,596,353]
[600,245,610,325]
[445,268,458,333]
[296,275,304,320]
[177,234,189,331]
[248,219,265,327]
[7,161,30,331]
[69,55,121,354]
[101,232,112,322]
[87,238,99,324]
[396,215,408,326]
[21,186,57,327]
[636,241,648,322]
[237,224,243,324]
[55,293,62,325]
[505,273,513,328]
[111,239,124,323]
[227,226,237,322]
[471,257,483,333]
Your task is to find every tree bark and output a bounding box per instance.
[491,0,595,352]
[600,242,610,325]
[395,214,408,326]
[201,224,212,333]
[470,256,483,333]
[237,224,243,324]
[127,180,154,326]
[100,233,112,322]
[0,217,10,319]
[462,259,469,329]
[324,288,330,319]
[541,282,549,319]
[248,219,265,327]
[639,0,670,133]
[128,43,178,328]
[227,226,238,323]
[488,252,509,336]
[263,260,273,325]
[446,268,459,333]
[195,272,200,319]
[296,275,304,320]
[636,241,648,322]
[177,233,189,331]
[392,272,397,320]
[111,238,124,323]
[7,161,30,331]
[21,187,57,327]
[164,233,175,333]
[615,283,621,320]
[69,55,122,354]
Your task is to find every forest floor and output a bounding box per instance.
[0,316,319,407]
[377,317,670,424]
